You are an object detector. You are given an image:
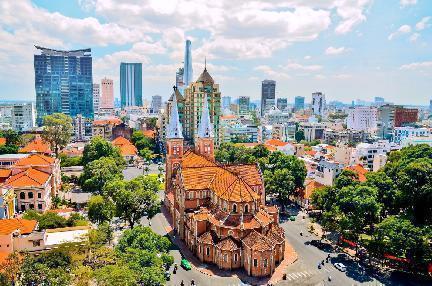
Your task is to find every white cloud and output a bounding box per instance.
[283,62,323,71]
[315,74,326,80]
[388,25,411,40]
[334,0,373,34]
[304,55,312,60]
[416,17,431,31]
[400,61,432,70]
[254,65,291,79]
[333,73,352,79]
[409,33,420,42]
[325,46,348,55]
[400,0,417,7]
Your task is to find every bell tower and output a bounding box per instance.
[166,86,184,191]
[195,92,215,160]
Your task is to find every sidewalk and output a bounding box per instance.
[161,206,298,285]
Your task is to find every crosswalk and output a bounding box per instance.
[284,265,335,281]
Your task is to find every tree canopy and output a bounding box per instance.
[82,136,125,167]
[41,113,73,156]
[80,157,124,194]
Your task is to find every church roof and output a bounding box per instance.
[166,87,183,139]
[196,67,214,86]
[197,93,214,138]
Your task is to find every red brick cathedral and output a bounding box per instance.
[164,91,285,277]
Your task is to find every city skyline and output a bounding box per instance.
[0,0,431,105]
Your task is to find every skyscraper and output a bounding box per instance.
[93,83,100,116]
[277,98,288,111]
[183,40,193,88]
[151,95,162,114]
[176,67,184,89]
[238,96,250,115]
[34,46,93,125]
[222,96,231,109]
[311,92,326,117]
[100,78,114,109]
[261,80,276,116]
[294,96,305,111]
[120,62,143,107]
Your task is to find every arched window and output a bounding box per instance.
[244,204,249,213]
[188,192,194,200]
[28,192,34,199]
[20,192,25,199]
[232,203,237,213]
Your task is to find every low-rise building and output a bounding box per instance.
[92,118,122,140]
[314,160,344,186]
[19,137,52,155]
[112,136,138,163]
[401,135,432,147]
[323,129,367,145]
[393,127,430,144]
[0,187,15,219]
[299,122,326,142]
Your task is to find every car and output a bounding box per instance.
[181,258,192,270]
[334,262,347,272]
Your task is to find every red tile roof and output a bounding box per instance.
[265,139,289,147]
[0,218,37,235]
[303,180,325,199]
[6,168,51,188]
[93,118,122,126]
[15,154,55,167]
[216,237,240,251]
[242,231,273,251]
[345,164,368,182]
[0,138,6,145]
[19,138,51,154]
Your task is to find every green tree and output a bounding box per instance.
[93,264,137,286]
[89,223,114,246]
[266,151,307,189]
[88,195,115,224]
[59,154,82,167]
[80,157,124,194]
[82,136,125,167]
[144,117,157,130]
[372,216,431,266]
[264,168,295,208]
[23,211,69,230]
[334,169,359,189]
[139,148,154,162]
[41,113,73,156]
[365,171,399,216]
[108,176,160,227]
[295,129,305,142]
[116,226,171,254]
[396,158,432,225]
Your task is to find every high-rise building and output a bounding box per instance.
[294,96,305,111]
[346,106,378,131]
[374,97,385,104]
[183,40,193,88]
[120,63,143,107]
[34,46,93,125]
[183,65,221,146]
[100,78,114,109]
[222,96,231,109]
[238,96,250,115]
[394,106,418,127]
[261,80,276,116]
[429,99,432,113]
[176,67,184,89]
[151,95,162,114]
[93,84,100,116]
[311,92,326,117]
[277,98,288,111]
[11,103,36,132]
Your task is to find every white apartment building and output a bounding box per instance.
[314,160,344,186]
[0,103,36,131]
[93,84,100,117]
[350,142,389,171]
[393,127,430,144]
[311,92,327,117]
[346,106,378,131]
[73,114,86,141]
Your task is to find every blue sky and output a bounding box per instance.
[0,0,431,105]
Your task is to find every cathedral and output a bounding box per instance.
[164,73,286,277]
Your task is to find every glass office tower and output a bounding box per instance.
[34,46,93,125]
[120,62,143,107]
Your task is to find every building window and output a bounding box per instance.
[206,247,210,256]
[29,204,34,209]
[188,192,194,200]
[253,259,258,267]
[33,240,41,247]
[37,193,42,199]
[224,254,227,262]
[234,253,238,263]
[232,203,237,213]
[20,192,25,199]
[199,246,202,253]
[38,204,43,210]
[244,204,249,213]
[28,192,34,199]
[264,259,268,267]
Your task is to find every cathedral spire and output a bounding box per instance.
[197,92,214,138]
[167,86,183,139]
